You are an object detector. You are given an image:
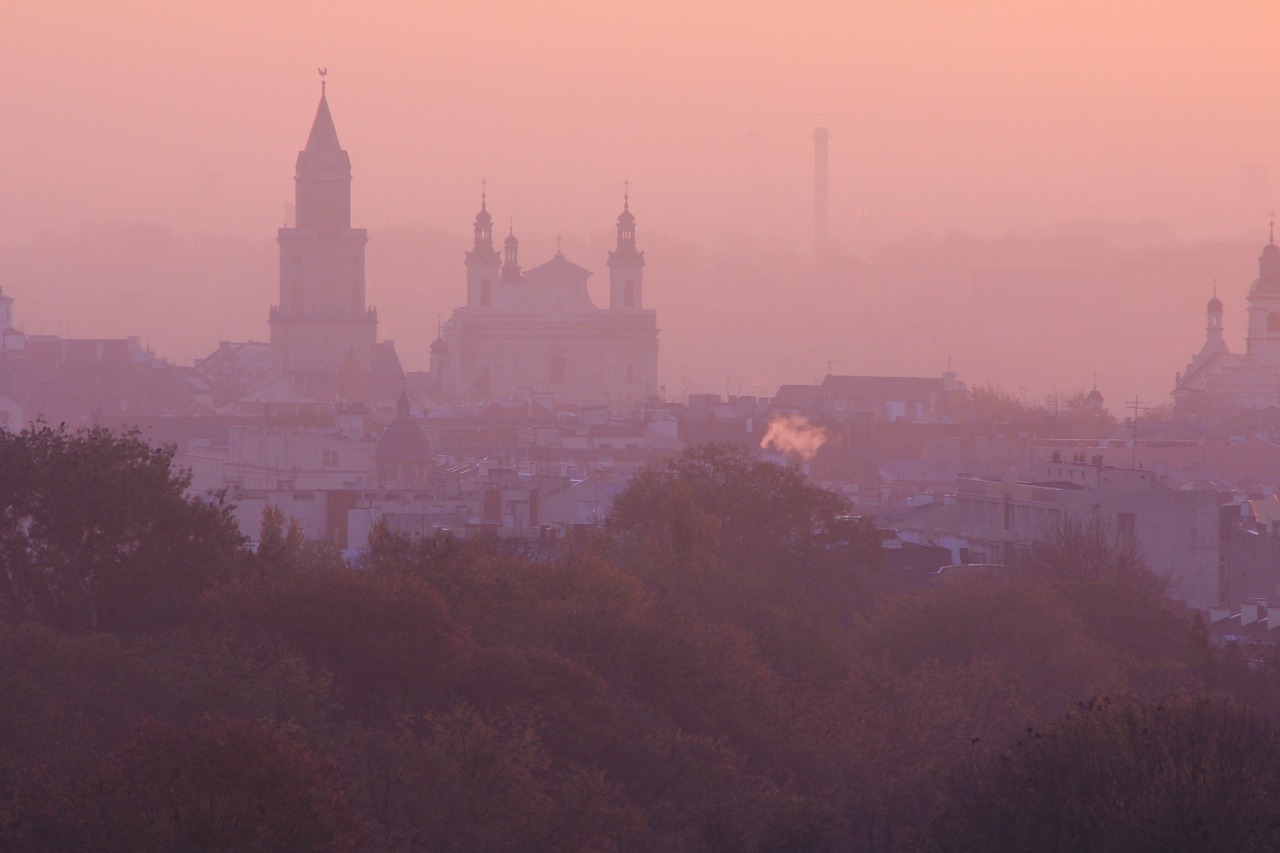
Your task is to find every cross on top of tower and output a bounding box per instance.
[318,67,327,95]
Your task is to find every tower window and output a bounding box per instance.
[1269,312,1280,333]
[624,280,635,308]
[480,280,491,308]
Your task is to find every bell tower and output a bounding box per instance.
[607,185,645,311]
[465,185,500,308]
[270,71,377,380]
[1246,220,1280,357]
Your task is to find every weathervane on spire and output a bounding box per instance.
[318,67,328,95]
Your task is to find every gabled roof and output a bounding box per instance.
[524,253,592,278]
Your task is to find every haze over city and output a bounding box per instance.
[4,1,1280,406]
[16,4,1280,849]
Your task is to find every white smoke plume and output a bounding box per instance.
[760,414,828,462]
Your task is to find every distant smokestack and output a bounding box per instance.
[814,127,829,260]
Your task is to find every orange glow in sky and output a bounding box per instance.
[4,2,1280,404]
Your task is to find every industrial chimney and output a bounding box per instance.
[814,127,829,260]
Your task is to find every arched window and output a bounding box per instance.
[624,280,635,308]
[480,280,491,307]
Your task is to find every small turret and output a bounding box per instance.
[502,224,522,282]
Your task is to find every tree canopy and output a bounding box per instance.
[0,422,244,633]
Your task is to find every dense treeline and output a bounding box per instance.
[2,427,1280,850]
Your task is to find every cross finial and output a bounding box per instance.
[1092,372,1098,391]
[508,216,514,236]
[318,67,328,95]
[623,179,630,211]
[480,177,487,209]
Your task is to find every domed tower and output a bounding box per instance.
[376,391,433,488]
[607,187,645,311]
[1084,383,1105,412]
[501,224,522,282]
[1204,287,1226,352]
[466,190,500,308]
[1246,222,1280,356]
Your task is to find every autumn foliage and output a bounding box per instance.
[2,433,1279,850]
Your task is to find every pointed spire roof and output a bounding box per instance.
[618,183,635,227]
[305,87,342,153]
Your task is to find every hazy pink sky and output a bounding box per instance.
[3,1,1280,405]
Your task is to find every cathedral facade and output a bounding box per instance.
[429,196,659,410]
[1175,232,1280,412]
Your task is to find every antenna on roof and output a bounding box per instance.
[1129,396,1153,469]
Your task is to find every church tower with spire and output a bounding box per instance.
[465,190,500,308]
[1246,221,1280,358]
[607,189,645,311]
[270,74,378,385]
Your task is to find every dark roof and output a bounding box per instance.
[376,404,431,463]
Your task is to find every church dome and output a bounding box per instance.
[1263,242,1280,262]
[617,206,635,227]
[1207,294,1223,313]
[504,231,518,250]
[376,393,432,465]
[475,205,492,225]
